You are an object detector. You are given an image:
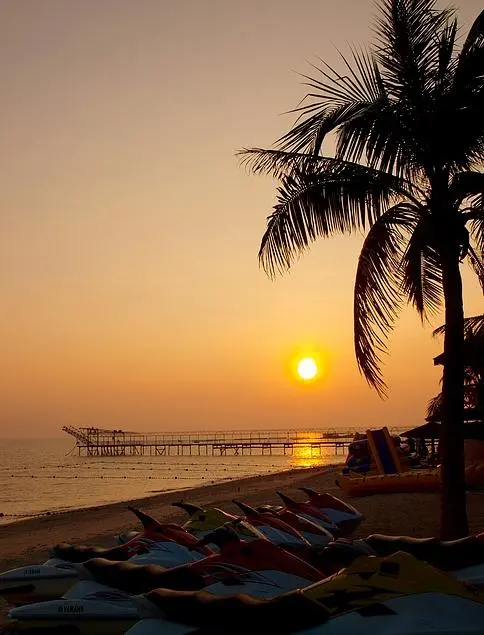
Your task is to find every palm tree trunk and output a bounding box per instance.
[440,247,468,539]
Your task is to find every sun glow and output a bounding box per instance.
[297,357,319,381]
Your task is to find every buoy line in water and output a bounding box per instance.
[0,463,286,471]
[4,473,264,480]
[65,459,323,467]
[0,471,271,520]
[0,457,302,475]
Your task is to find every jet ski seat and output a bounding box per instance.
[51,543,134,563]
[366,533,484,570]
[82,558,205,594]
[142,587,329,633]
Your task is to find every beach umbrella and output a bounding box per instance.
[402,422,440,440]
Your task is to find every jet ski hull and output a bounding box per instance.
[452,563,484,587]
[123,593,484,635]
[62,569,315,601]
[0,563,79,606]
[8,569,316,632]
[297,513,338,535]
[304,592,484,635]
[8,617,137,635]
[8,598,139,635]
[126,619,195,635]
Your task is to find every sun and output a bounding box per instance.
[297,357,319,381]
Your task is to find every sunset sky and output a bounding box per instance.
[1,0,483,438]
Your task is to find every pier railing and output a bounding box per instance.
[62,426,367,457]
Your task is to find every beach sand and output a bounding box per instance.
[2,465,484,623]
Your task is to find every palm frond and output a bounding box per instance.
[436,17,458,83]
[354,202,421,395]
[371,2,461,175]
[468,203,484,253]
[401,214,442,319]
[459,10,484,62]
[433,314,484,338]
[274,50,386,156]
[468,203,484,290]
[427,385,483,419]
[258,162,407,278]
[450,171,484,205]
[447,11,484,170]
[427,392,443,419]
[335,96,424,181]
[375,0,455,94]
[238,148,421,199]
[239,148,326,180]
[277,101,374,156]
[468,244,484,292]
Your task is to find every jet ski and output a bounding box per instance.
[116,488,358,544]
[275,491,340,534]
[8,525,323,634]
[360,532,484,587]
[231,499,330,548]
[232,500,337,574]
[301,532,484,588]
[175,499,335,550]
[123,551,484,635]
[172,502,272,543]
[255,504,336,547]
[0,507,212,606]
[298,487,363,536]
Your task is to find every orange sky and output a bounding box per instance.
[1,0,483,437]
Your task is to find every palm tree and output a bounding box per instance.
[240,0,484,538]
[428,315,484,421]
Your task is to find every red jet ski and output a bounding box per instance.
[276,491,341,534]
[298,487,363,536]
[255,503,337,547]
[51,507,213,562]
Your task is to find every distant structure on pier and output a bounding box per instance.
[62,426,357,457]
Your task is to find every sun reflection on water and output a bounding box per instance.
[290,432,327,468]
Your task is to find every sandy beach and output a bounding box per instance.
[2,465,484,623]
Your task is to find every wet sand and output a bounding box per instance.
[2,465,484,623]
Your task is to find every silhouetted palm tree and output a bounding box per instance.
[428,315,484,420]
[240,0,484,538]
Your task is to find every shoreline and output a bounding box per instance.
[0,465,329,570]
[0,464,329,529]
[0,479,237,527]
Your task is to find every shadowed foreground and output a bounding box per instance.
[2,465,484,622]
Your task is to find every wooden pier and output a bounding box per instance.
[62,426,357,458]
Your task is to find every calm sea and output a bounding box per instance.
[0,437,346,525]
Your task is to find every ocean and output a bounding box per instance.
[0,436,347,524]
